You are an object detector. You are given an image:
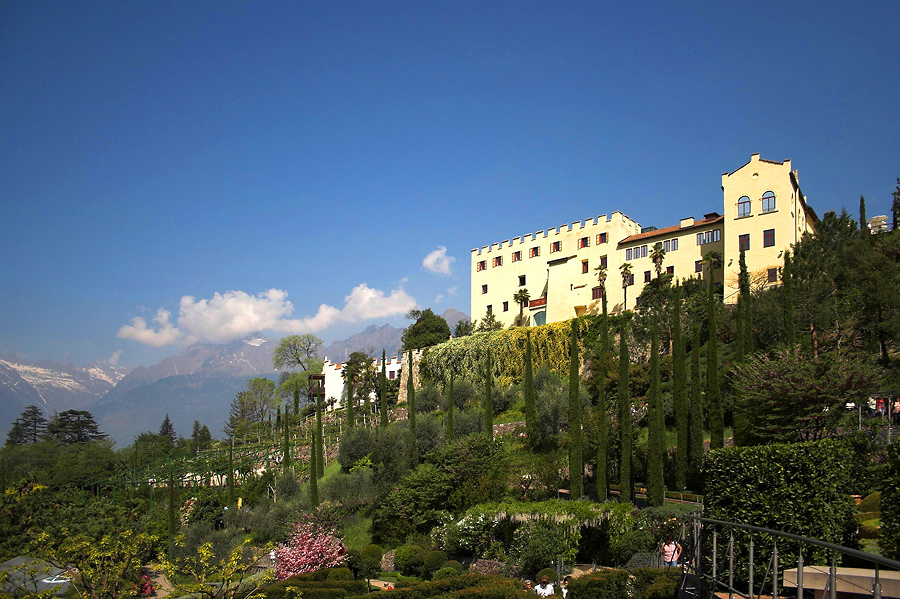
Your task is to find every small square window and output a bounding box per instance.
[503,301,509,312]
[592,286,602,300]
[512,251,522,262]
[529,246,540,258]
[768,268,778,283]
[578,236,590,249]
[627,274,634,286]
[477,260,486,272]
[644,271,651,283]
[389,371,395,380]
[763,229,775,248]
[600,255,607,268]
[739,234,750,251]
[487,305,492,314]
[596,232,608,244]
[518,275,526,286]
[582,260,589,274]
[666,265,674,275]
[550,241,562,253]
[695,260,702,273]
[481,284,488,294]
[493,256,502,267]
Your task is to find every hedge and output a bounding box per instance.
[384,574,531,599]
[566,568,629,599]
[248,577,367,599]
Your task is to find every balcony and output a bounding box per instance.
[529,297,547,308]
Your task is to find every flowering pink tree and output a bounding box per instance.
[274,514,347,579]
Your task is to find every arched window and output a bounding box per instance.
[737,196,752,217]
[761,191,776,213]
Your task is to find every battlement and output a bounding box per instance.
[471,211,638,255]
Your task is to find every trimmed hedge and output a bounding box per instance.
[384,574,531,598]
[249,578,367,599]
[567,569,629,599]
[632,568,678,599]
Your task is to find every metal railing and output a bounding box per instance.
[679,516,900,599]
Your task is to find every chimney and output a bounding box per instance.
[680,217,695,228]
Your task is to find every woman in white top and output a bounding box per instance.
[660,533,682,567]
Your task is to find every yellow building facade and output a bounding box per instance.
[470,154,816,327]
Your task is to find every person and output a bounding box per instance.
[660,534,682,567]
[561,576,571,597]
[524,580,533,591]
[535,575,554,597]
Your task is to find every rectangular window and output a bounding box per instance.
[768,268,778,283]
[644,270,651,283]
[477,260,486,272]
[763,228,775,248]
[518,275,526,286]
[697,230,721,245]
[738,197,752,217]
[628,274,634,286]
[762,192,776,213]
[695,260,702,273]
[663,240,670,252]
[596,232,608,244]
[389,371,395,380]
[671,239,678,251]
[550,241,562,253]
[641,245,648,258]
[666,265,674,275]
[503,301,509,312]
[487,305,492,314]
[600,255,608,268]
[578,236,590,249]
[493,256,502,267]
[529,246,540,258]
[626,248,633,261]
[512,251,522,262]
[582,260,589,274]
[739,234,750,251]
[592,286,602,300]
[481,284,488,294]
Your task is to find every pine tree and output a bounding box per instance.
[647,314,664,506]
[689,324,705,489]
[595,299,609,500]
[672,284,688,491]
[618,318,632,502]
[407,348,418,463]
[446,374,455,442]
[707,275,724,450]
[783,249,796,346]
[483,348,494,440]
[524,330,537,446]
[380,349,388,428]
[568,318,583,500]
[159,414,176,444]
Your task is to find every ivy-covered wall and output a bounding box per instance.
[420,317,613,389]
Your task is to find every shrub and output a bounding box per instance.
[338,427,374,471]
[327,567,353,580]
[510,520,578,577]
[566,568,629,599]
[394,544,426,576]
[632,568,678,599]
[422,550,448,579]
[860,519,880,539]
[417,384,442,414]
[859,491,882,513]
[444,560,465,573]
[534,567,558,583]
[432,566,460,580]
[642,578,677,599]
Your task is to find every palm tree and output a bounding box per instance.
[619,262,633,310]
[594,264,608,300]
[650,242,666,279]
[512,288,531,326]
[701,251,722,286]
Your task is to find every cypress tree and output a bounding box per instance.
[783,249,796,346]
[595,299,609,501]
[283,404,291,473]
[293,388,300,425]
[707,275,724,450]
[227,439,235,506]
[618,318,632,502]
[346,377,355,429]
[407,348,418,463]
[276,406,281,430]
[647,314,664,506]
[672,283,688,491]
[689,324,704,488]
[739,249,754,354]
[735,297,744,364]
[380,349,388,428]
[568,318,583,500]
[168,467,177,558]
[446,373,455,442]
[860,194,868,235]
[483,348,494,440]
[315,389,324,478]
[310,427,319,507]
[524,330,537,445]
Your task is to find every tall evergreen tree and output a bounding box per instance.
[892,178,900,232]
[735,297,745,364]
[159,414,177,444]
[647,314,664,506]
[672,284,688,491]
[568,318,583,500]
[380,349,388,428]
[739,249,754,353]
[407,348,418,463]
[689,325,705,489]
[860,194,868,234]
[707,275,724,450]
[446,374,455,442]
[283,405,291,473]
[310,427,319,507]
[783,249,796,346]
[227,439,235,506]
[524,330,537,445]
[315,387,324,478]
[618,318,632,502]
[483,348,494,440]
[346,377,355,429]
[168,468,177,558]
[5,406,47,446]
[595,297,609,500]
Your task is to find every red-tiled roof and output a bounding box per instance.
[619,215,724,245]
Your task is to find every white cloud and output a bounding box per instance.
[422,246,455,275]
[118,285,416,348]
[434,294,444,304]
[108,350,123,366]
[447,286,458,296]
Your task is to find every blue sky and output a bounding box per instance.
[1,1,898,368]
